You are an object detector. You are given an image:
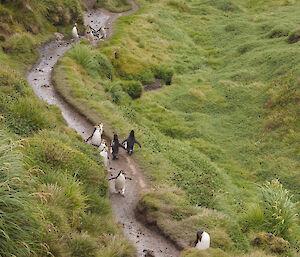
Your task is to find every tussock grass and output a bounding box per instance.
[0,3,137,255]
[0,0,83,37]
[53,0,300,255]
[0,130,45,256]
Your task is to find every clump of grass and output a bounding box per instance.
[95,0,132,12]
[66,44,115,80]
[2,33,38,64]
[205,0,241,12]
[151,65,174,85]
[95,53,115,80]
[68,233,97,257]
[267,25,290,38]
[120,80,143,99]
[0,130,45,256]
[136,69,155,84]
[260,180,298,239]
[67,44,98,75]
[242,180,298,241]
[0,68,58,135]
[167,0,190,12]
[107,81,132,104]
[251,232,290,254]
[287,27,300,44]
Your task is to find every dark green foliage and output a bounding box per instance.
[151,65,174,85]
[0,34,5,41]
[120,80,143,99]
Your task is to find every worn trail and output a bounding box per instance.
[26,1,180,256]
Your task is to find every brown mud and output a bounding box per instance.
[26,1,180,256]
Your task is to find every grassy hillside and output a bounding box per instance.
[53,0,300,255]
[0,1,136,256]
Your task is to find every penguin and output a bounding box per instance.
[122,130,141,155]
[100,146,109,167]
[99,139,107,151]
[72,23,79,41]
[111,133,125,160]
[86,25,94,42]
[85,123,103,146]
[194,230,210,250]
[98,26,106,39]
[109,170,132,196]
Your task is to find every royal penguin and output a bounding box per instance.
[111,133,125,160]
[85,123,103,146]
[98,26,106,39]
[72,23,79,41]
[86,25,94,42]
[100,146,109,168]
[99,139,107,152]
[122,130,141,155]
[109,170,132,196]
[194,230,210,250]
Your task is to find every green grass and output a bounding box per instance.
[53,0,300,255]
[0,1,137,256]
[0,130,45,256]
[95,0,132,12]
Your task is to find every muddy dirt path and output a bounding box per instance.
[26,2,180,257]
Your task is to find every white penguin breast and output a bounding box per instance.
[91,129,101,145]
[115,174,125,190]
[72,27,78,37]
[196,232,210,250]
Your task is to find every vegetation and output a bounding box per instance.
[95,0,132,12]
[0,1,136,256]
[53,0,300,256]
[0,0,299,255]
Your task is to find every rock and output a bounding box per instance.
[144,249,155,257]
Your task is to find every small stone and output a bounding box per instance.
[144,250,155,257]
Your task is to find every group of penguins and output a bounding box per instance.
[72,23,107,42]
[85,124,210,251]
[85,123,141,196]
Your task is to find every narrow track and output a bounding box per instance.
[26,2,180,257]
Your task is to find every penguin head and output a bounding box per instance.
[113,134,118,141]
[117,170,126,177]
[74,23,78,27]
[129,130,135,138]
[195,230,204,245]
